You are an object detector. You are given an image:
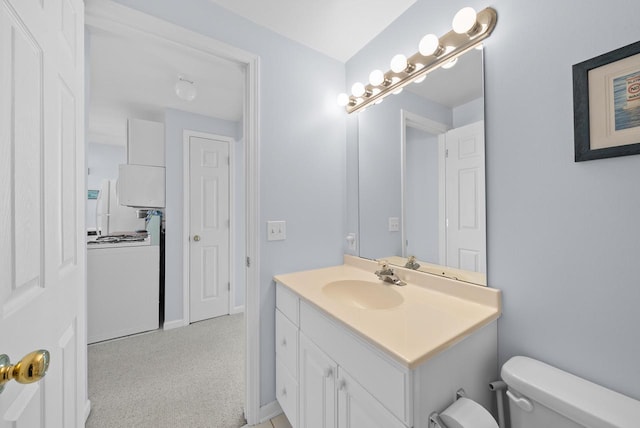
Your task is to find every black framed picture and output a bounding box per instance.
[573,40,640,162]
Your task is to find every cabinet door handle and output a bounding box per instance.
[281,338,287,347]
[324,367,333,378]
[281,387,287,397]
[338,379,346,391]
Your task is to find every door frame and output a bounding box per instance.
[182,130,236,322]
[85,1,261,424]
[400,110,449,264]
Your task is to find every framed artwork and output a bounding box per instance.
[87,189,99,200]
[573,40,640,162]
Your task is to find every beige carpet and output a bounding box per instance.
[86,314,246,428]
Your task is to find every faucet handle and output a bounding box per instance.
[377,259,389,269]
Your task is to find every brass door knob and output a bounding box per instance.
[0,350,50,393]
[193,235,201,242]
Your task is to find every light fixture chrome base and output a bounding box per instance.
[344,7,497,114]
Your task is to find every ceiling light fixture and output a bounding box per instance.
[337,6,497,114]
[175,74,197,101]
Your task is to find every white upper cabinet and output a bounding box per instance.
[127,118,165,166]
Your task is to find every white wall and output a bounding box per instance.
[347,0,640,400]
[113,0,347,406]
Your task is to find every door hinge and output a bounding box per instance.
[445,149,449,158]
[246,256,251,268]
[227,156,230,165]
[228,282,231,291]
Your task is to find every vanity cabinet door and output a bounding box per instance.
[299,333,337,428]
[337,369,406,428]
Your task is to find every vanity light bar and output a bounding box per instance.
[340,7,497,114]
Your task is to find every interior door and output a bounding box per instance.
[0,0,85,425]
[445,120,486,273]
[189,135,230,322]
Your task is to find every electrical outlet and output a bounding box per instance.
[267,220,286,241]
[388,217,400,232]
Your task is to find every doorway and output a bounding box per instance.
[401,110,486,274]
[85,0,261,424]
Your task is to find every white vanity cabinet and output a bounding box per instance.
[278,282,406,428]
[299,333,336,427]
[275,285,300,427]
[275,279,498,428]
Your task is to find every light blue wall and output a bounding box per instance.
[113,0,347,406]
[358,91,451,260]
[453,97,484,128]
[163,108,243,319]
[348,0,640,399]
[405,128,439,263]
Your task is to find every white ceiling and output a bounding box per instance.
[407,48,484,108]
[207,0,417,62]
[88,28,244,146]
[88,1,477,146]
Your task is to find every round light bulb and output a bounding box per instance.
[414,75,427,84]
[390,54,408,73]
[351,82,366,97]
[175,76,197,101]
[369,70,385,86]
[442,57,458,69]
[452,7,478,34]
[418,34,441,56]
[337,93,350,107]
[392,87,403,95]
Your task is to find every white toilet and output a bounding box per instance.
[434,356,640,428]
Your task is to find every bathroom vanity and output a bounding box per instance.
[274,256,501,428]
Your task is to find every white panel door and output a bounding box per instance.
[445,121,486,273]
[299,333,337,428]
[0,0,85,426]
[189,135,230,322]
[337,369,405,428]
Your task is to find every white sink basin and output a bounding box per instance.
[322,280,404,310]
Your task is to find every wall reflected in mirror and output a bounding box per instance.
[357,47,487,285]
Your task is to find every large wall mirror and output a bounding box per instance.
[357,47,487,285]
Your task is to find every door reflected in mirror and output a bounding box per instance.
[357,48,486,285]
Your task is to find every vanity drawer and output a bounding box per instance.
[276,359,298,428]
[276,282,299,325]
[276,309,298,378]
[299,301,411,425]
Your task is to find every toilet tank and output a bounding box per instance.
[501,356,640,428]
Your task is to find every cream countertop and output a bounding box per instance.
[274,255,501,369]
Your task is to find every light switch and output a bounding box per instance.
[267,220,286,241]
[388,217,400,232]
[346,233,357,251]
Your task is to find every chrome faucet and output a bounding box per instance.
[375,261,406,286]
[404,255,420,270]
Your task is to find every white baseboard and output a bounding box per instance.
[162,319,187,330]
[259,400,282,423]
[231,304,245,315]
[84,399,91,423]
